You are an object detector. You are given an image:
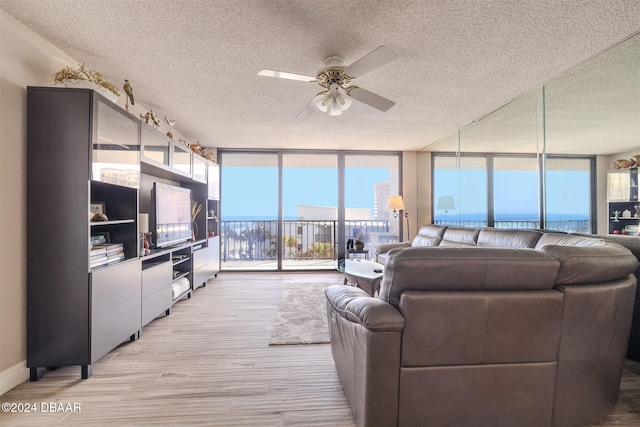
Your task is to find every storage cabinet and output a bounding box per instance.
[141,255,172,327]
[141,125,171,170]
[27,87,142,380]
[91,261,142,364]
[27,86,220,381]
[193,155,207,183]
[172,142,192,177]
[608,168,640,235]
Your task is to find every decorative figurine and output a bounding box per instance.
[164,116,176,139]
[123,79,134,111]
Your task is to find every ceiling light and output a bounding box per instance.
[316,83,352,116]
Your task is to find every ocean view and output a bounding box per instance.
[221,213,589,222]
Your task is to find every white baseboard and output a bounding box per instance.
[0,361,29,396]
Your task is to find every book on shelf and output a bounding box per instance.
[90,256,108,268]
[90,234,108,246]
[91,243,124,253]
[90,242,125,268]
[90,246,107,257]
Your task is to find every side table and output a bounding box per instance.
[347,249,369,260]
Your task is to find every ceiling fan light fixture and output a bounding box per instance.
[316,87,351,116]
[315,94,330,112]
[336,92,352,110]
[328,98,343,116]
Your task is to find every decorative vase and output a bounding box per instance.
[356,242,364,251]
[192,221,198,241]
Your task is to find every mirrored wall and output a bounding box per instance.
[424,32,640,234]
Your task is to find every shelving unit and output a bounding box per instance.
[27,86,221,380]
[27,87,142,380]
[171,247,193,301]
[608,168,640,235]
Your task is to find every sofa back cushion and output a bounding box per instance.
[379,246,560,307]
[535,233,638,284]
[440,227,480,246]
[399,289,563,367]
[478,228,543,248]
[411,224,447,247]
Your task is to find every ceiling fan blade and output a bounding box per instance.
[349,87,395,112]
[295,94,323,119]
[344,45,399,78]
[257,69,316,82]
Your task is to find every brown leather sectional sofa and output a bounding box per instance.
[325,225,639,427]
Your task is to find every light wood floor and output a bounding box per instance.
[1,272,639,426]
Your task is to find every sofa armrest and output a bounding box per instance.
[375,241,411,255]
[325,285,405,332]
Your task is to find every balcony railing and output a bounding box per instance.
[220,218,590,268]
[434,219,590,233]
[220,220,391,263]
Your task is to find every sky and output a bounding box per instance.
[221,165,590,221]
[434,169,590,220]
[221,166,390,219]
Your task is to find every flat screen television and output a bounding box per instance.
[152,182,192,248]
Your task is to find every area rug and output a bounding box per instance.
[269,282,336,345]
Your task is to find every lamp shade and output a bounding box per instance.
[387,195,405,210]
[437,196,456,210]
[138,213,149,233]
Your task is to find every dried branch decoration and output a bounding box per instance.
[191,200,203,221]
[52,63,121,97]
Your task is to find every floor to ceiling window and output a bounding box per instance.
[433,155,488,226]
[282,153,338,270]
[219,153,279,270]
[344,154,401,251]
[493,156,540,228]
[219,150,402,271]
[432,153,594,232]
[544,157,593,232]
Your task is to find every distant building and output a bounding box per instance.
[374,181,390,220]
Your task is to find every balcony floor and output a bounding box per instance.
[222,259,338,271]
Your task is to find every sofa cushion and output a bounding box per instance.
[411,224,447,247]
[440,226,480,246]
[379,246,560,307]
[399,290,563,367]
[535,233,638,284]
[478,228,543,248]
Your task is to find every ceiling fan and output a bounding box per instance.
[258,45,399,117]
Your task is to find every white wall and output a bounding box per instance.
[416,152,433,228]
[0,10,79,395]
[402,151,418,241]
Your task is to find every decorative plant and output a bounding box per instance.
[52,63,120,97]
[355,239,364,249]
[191,200,203,222]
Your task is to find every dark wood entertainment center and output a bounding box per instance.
[26,86,220,380]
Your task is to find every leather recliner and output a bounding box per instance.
[327,226,638,427]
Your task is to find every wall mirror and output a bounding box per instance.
[424,32,640,233]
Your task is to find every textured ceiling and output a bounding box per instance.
[1,0,639,153]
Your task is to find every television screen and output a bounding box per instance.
[152,182,192,248]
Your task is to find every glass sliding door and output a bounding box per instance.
[220,150,402,271]
[220,153,279,270]
[282,153,338,270]
[344,154,401,253]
